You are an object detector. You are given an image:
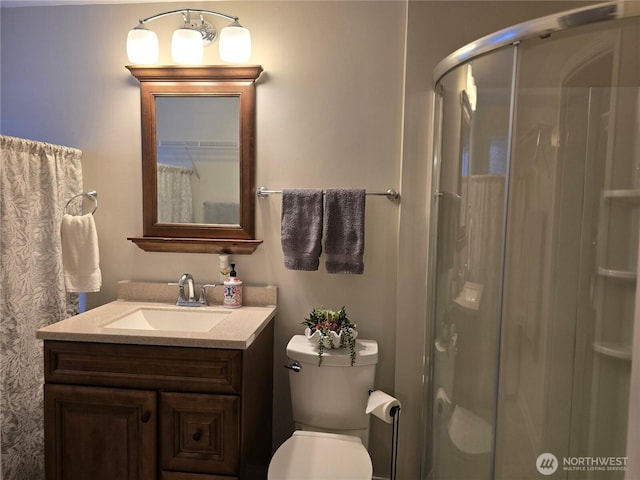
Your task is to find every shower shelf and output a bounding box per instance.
[602,189,640,204]
[592,342,632,361]
[597,267,636,280]
[596,189,640,280]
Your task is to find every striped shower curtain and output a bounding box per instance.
[0,135,82,479]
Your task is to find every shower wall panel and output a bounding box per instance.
[428,10,639,480]
[429,46,515,480]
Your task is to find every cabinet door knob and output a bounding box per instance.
[192,429,203,441]
[141,411,151,423]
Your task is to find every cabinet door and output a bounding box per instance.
[44,384,156,480]
[160,392,240,476]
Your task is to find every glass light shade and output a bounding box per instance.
[219,22,251,63]
[171,27,203,64]
[126,27,159,64]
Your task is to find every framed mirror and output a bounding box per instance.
[127,65,263,254]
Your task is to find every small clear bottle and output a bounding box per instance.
[219,254,231,283]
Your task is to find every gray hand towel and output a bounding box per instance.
[324,189,366,274]
[281,189,323,271]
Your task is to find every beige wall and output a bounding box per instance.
[1,1,593,478]
[1,2,405,476]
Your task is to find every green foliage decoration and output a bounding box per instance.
[302,306,357,366]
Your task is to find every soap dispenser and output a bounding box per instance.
[223,263,243,308]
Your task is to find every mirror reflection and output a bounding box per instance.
[156,96,240,225]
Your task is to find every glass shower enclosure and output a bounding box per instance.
[425,2,639,479]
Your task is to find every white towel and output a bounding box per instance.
[61,213,102,292]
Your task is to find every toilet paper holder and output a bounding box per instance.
[368,389,401,480]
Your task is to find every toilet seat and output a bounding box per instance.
[268,431,373,480]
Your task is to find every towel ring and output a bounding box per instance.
[64,190,98,215]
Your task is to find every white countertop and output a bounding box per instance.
[36,283,277,349]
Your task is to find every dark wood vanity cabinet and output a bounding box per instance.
[45,384,157,479]
[43,322,273,480]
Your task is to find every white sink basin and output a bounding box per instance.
[103,307,229,333]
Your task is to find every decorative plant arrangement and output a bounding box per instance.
[302,306,358,366]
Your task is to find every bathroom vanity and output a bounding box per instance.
[37,282,277,480]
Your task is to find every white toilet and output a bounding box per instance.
[268,334,379,480]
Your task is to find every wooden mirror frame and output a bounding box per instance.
[127,65,263,254]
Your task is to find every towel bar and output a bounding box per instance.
[256,186,400,201]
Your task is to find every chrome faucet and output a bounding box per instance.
[176,273,216,307]
[177,273,196,305]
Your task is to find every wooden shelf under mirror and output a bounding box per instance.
[127,65,263,255]
[128,236,262,254]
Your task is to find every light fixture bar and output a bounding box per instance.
[136,8,238,26]
[127,8,251,65]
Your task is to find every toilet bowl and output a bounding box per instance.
[269,335,379,479]
[268,431,372,480]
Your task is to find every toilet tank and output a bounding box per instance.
[286,335,378,433]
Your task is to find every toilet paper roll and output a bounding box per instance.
[366,390,401,424]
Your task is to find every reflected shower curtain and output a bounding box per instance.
[455,174,505,418]
[157,163,195,223]
[0,135,82,479]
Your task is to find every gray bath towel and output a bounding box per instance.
[281,189,323,271]
[324,189,366,274]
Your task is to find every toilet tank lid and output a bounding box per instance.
[287,335,378,366]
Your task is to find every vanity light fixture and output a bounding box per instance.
[126,8,251,65]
